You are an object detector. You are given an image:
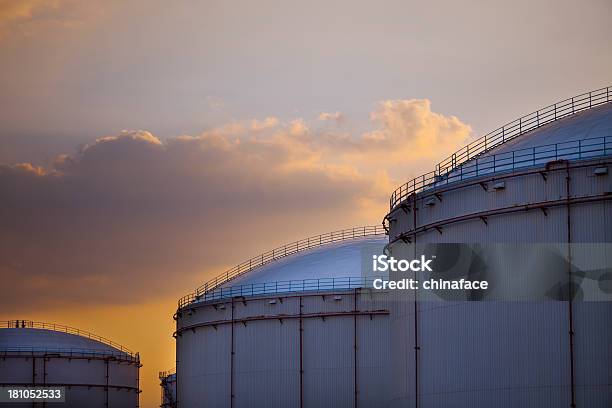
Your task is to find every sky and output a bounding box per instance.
[0,0,610,406]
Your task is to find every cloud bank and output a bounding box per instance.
[0,99,470,312]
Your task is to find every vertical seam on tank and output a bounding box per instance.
[566,162,576,408]
[105,357,109,408]
[299,295,303,408]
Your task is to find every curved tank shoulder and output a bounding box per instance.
[432,102,612,190]
[178,226,387,306]
[0,321,140,407]
[484,102,612,155]
[388,88,612,210]
[0,321,133,357]
[221,235,387,287]
[0,328,118,354]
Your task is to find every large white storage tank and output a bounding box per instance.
[385,87,612,407]
[175,226,389,408]
[0,320,141,407]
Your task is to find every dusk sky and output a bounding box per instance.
[1,0,611,406]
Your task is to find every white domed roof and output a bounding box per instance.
[179,227,387,305]
[389,89,612,210]
[435,102,612,187]
[0,324,131,357]
[221,236,386,288]
[484,102,612,155]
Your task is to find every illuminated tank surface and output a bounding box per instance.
[220,236,387,288]
[484,102,612,154]
[0,321,140,408]
[385,89,612,408]
[0,328,125,354]
[175,230,390,408]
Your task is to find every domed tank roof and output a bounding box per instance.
[179,227,387,305]
[0,321,133,357]
[221,235,386,288]
[430,101,612,191]
[483,102,612,156]
[388,88,612,210]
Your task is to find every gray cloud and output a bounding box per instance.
[0,101,469,312]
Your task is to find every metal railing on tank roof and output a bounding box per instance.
[424,135,612,189]
[1,320,137,358]
[389,86,612,210]
[0,347,139,361]
[178,225,386,309]
[159,368,176,379]
[189,276,385,303]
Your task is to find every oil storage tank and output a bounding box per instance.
[159,369,176,408]
[384,87,612,407]
[175,226,389,408]
[0,320,141,407]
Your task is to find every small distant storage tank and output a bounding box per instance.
[159,369,176,408]
[385,87,612,407]
[175,226,389,408]
[0,320,141,407]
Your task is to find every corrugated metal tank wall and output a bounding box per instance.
[175,289,390,408]
[0,357,140,407]
[160,373,177,407]
[386,157,612,407]
[0,332,140,408]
